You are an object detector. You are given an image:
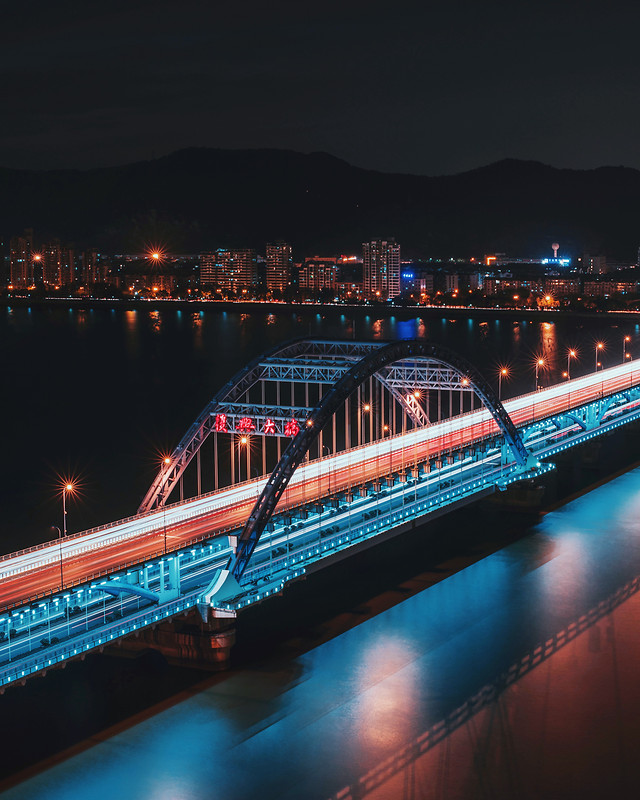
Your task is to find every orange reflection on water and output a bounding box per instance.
[540,320,558,374]
[354,637,420,752]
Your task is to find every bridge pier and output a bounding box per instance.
[108,607,236,671]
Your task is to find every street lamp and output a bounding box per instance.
[595,342,604,371]
[52,525,64,589]
[322,444,332,496]
[362,402,371,444]
[62,483,74,537]
[567,349,577,380]
[623,335,631,362]
[535,358,544,391]
[498,367,508,401]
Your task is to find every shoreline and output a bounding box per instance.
[2,295,639,322]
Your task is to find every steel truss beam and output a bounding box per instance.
[258,360,350,383]
[139,339,388,512]
[381,360,478,392]
[211,403,311,437]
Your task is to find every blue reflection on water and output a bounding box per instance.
[9,466,640,800]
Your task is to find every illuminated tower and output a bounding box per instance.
[362,238,401,300]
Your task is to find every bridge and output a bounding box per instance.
[2,338,640,687]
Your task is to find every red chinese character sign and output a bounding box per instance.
[214,413,228,432]
[263,418,276,435]
[236,417,256,433]
[284,418,300,437]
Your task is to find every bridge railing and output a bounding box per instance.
[0,591,203,689]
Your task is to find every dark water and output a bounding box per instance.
[1,303,638,550]
[2,304,640,798]
[3,456,640,798]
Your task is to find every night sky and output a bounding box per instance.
[3,0,639,175]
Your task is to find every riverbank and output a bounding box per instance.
[2,294,640,323]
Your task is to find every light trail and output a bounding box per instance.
[1,360,639,608]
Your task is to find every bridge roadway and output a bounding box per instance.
[0,450,510,669]
[2,359,640,611]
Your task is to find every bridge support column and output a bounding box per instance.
[108,607,236,671]
[501,443,510,465]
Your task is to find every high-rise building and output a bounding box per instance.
[9,229,34,287]
[39,239,75,286]
[81,249,105,284]
[200,249,257,291]
[41,239,61,286]
[220,249,256,292]
[583,254,607,274]
[362,238,401,300]
[200,252,217,287]
[266,241,292,293]
[60,245,75,285]
[298,257,339,292]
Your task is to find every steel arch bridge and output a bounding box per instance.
[8,343,640,688]
[139,338,531,582]
[226,339,530,581]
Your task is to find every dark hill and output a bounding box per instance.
[1,148,639,259]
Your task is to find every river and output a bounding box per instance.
[1,304,640,798]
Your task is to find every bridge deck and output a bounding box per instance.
[1,359,639,610]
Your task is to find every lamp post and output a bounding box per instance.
[362,402,370,445]
[595,342,604,371]
[62,483,74,537]
[535,358,544,391]
[52,525,64,590]
[498,368,508,401]
[566,349,576,380]
[624,335,631,362]
[160,457,171,553]
[322,444,331,497]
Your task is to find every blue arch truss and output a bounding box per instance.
[227,339,530,582]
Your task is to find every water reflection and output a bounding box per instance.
[149,310,162,333]
[355,637,421,752]
[332,572,640,800]
[124,309,138,358]
[540,320,558,376]
[3,436,640,799]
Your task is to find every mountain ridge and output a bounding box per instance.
[1,148,639,259]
